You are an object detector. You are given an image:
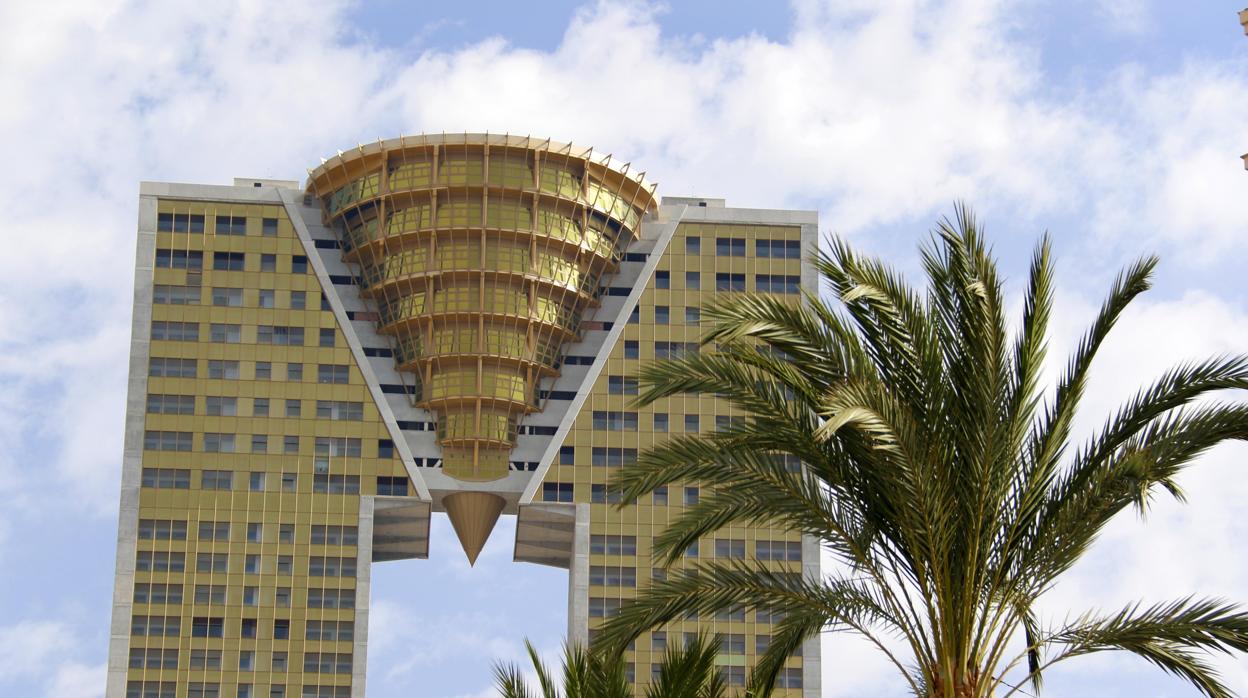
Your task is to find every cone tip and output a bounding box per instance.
[443,492,506,566]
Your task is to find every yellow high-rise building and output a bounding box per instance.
[108,134,820,697]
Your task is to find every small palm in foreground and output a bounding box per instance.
[598,205,1248,697]
[493,635,726,698]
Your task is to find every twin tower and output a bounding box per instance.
[108,134,820,697]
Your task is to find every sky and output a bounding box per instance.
[0,0,1246,696]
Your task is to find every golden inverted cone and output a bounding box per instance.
[443,492,506,566]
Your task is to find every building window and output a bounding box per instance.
[715,273,746,292]
[685,236,700,254]
[249,472,265,491]
[715,237,746,257]
[281,473,297,491]
[191,617,224,638]
[590,484,622,504]
[283,436,300,454]
[623,340,639,359]
[756,274,801,294]
[279,524,295,543]
[198,521,230,541]
[559,446,575,465]
[319,328,335,347]
[140,467,191,488]
[133,583,183,604]
[213,252,245,271]
[685,307,700,325]
[204,396,237,416]
[684,486,699,506]
[157,212,205,233]
[285,399,301,418]
[203,433,236,453]
[313,474,360,495]
[317,364,350,383]
[588,598,622,618]
[292,255,309,273]
[211,287,243,306]
[138,519,187,540]
[252,398,269,416]
[592,411,638,431]
[154,248,203,270]
[143,431,193,452]
[259,289,275,308]
[310,525,358,546]
[591,447,638,467]
[247,523,263,543]
[215,215,246,236]
[254,361,272,380]
[542,482,573,503]
[250,434,267,453]
[150,321,199,341]
[290,290,306,309]
[257,325,305,345]
[261,254,277,272]
[715,538,745,558]
[262,217,279,236]
[653,486,668,505]
[684,414,700,432]
[154,284,200,304]
[241,618,257,639]
[131,615,180,636]
[378,439,395,459]
[607,375,639,395]
[589,535,636,555]
[685,271,700,289]
[627,305,640,324]
[201,470,233,490]
[376,476,408,496]
[149,357,197,378]
[757,239,801,258]
[287,363,303,381]
[589,566,637,587]
[196,552,228,573]
[308,556,356,578]
[757,540,803,561]
[193,584,227,604]
[655,270,670,289]
[654,305,670,324]
[316,400,363,421]
[147,394,195,415]
[209,323,241,343]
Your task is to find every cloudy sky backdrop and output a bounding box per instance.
[1,1,1246,696]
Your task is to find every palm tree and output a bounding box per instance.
[494,634,727,698]
[596,205,1248,697]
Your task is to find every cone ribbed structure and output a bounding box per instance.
[309,134,656,482]
[442,492,506,565]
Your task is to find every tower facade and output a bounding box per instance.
[109,134,819,697]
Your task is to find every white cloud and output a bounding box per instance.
[2,0,1247,695]
[45,662,105,698]
[0,621,75,682]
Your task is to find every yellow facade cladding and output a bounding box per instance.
[130,200,407,698]
[306,134,657,483]
[543,220,809,692]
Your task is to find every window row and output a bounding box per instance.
[126,681,352,698]
[148,358,350,383]
[157,213,280,236]
[150,321,335,346]
[155,285,310,309]
[154,249,307,273]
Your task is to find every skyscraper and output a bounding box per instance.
[109,134,819,697]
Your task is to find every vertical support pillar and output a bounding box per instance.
[352,496,376,698]
[566,502,591,646]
